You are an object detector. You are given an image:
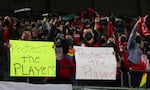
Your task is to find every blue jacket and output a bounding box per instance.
[127,21,142,64]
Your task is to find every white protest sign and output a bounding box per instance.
[74,46,116,80]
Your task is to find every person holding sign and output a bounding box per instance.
[12,28,56,83]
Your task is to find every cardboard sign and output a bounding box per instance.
[74,46,116,80]
[10,40,56,77]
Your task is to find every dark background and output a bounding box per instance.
[1,0,150,16]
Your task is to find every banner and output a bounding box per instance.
[74,46,116,80]
[0,81,72,90]
[10,40,56,77]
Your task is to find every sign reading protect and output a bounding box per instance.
[10,40,56,77]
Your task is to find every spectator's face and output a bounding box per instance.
[32,31,38,39]
[135,35,144,48]
[100,35,107,44]
[83,28,94,44]
[119,34,127,43]
[135,35,142,44]
[21,31,32,41]
[107,37,115,44]
[95,17,100,23]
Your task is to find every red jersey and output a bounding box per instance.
[122,51,148,70]
[128,54,147,70]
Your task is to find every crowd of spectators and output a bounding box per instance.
[1,8,150,88]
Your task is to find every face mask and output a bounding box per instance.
[85,32,93,41]
[4,19,10,26]
[100,38,106,43]
[135,36,141,44]
[121,37,127,43]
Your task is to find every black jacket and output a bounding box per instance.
[0,28,5,62]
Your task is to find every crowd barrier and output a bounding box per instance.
[1,62,150,89]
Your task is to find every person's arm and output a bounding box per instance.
[46,25,57,41]
[127,19,140,52]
